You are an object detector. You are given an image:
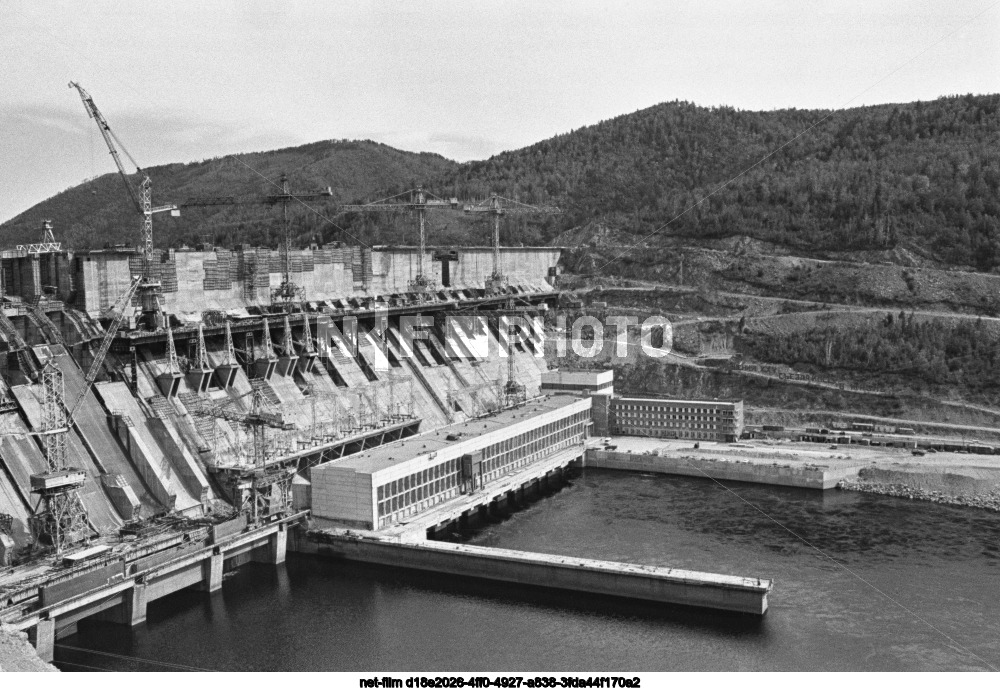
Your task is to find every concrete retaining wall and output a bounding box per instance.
[299,532,771,615]
[585,450,864,490]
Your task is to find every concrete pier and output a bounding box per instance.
[28,618,54,663]
[2,513,306,662]
[299,530,773,616]
[213,363,239,388]
[585,444,866,490]
[91,582,148,626]
[192,552,224,593]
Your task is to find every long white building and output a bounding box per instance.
[311,395,592,530]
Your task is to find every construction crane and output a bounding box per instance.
[499,298,544,408]
[180,174,333,306]
[67,277,142,421]
[15,219,62,255]
[69,82,179,326]
[23,276,142,554]
[26,360,87,555]
[189,385,296,526]
[338,188,460,295]
[464,194,561,295]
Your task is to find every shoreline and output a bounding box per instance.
[837,473,1000,512]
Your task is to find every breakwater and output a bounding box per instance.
[583,448,864,490]
[298,530,772,615]
[838,467,1000,512]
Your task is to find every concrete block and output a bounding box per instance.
[190,553,224,593]
[30,618,54,663]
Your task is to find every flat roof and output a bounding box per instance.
[541,369,614,383]
[616,396,742,406]
[372,245,565,251]
[323,394,588,475]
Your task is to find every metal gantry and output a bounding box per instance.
[464,194,561,295]
[16,220,62,255]
[193,323,211,371]
[190,385,296,526]
[28,360,89,555]
[498,297,540,408]
[23,276,143,554]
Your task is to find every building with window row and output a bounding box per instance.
[311,395,592,530]
[605,395,743,442]
[543,369,744,442]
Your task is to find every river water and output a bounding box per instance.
[56,469,1000,672]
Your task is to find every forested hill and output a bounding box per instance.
[0,140,455,251]
[4,95,999,270]
[432,94,1000,270]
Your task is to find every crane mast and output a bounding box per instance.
[180,173,333,308]
[19,276,142,555]
[338,187,460,295]
[465,194,562,295]
[69,82,178,328]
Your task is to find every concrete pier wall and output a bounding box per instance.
[584,449,865,490]
[5,516,300,663]
[298,532,772,615]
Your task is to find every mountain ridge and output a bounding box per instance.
[4,94,999,270]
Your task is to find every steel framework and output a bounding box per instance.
[69,82,178,325]
[464,194,561,295]
[180,173,333,306]
[337,188,460,294]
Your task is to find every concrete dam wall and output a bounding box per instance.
[14,245,561,314]
[0,247,558,554]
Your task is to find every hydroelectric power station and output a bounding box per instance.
[0,85,770,670]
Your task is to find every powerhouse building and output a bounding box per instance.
[311,394,592,530]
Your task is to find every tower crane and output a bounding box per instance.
[464,194,561,296]
[188,385,296,526]
[338,188,460,295]
[180,174,333,307]
[69,82,179,326]
[22,276,142,554]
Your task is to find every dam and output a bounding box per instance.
[0,236,770,667]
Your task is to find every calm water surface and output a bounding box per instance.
[56,470,1000,671]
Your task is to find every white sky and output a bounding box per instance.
[2,0,998,223]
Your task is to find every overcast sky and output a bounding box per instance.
[2,0,998,224]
